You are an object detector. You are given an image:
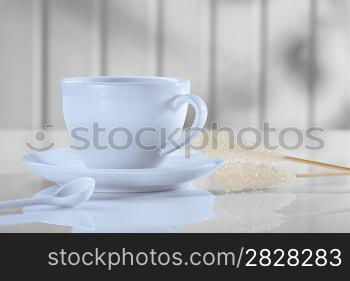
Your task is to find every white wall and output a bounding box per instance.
[0,0,349,130]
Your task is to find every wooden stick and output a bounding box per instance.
[285,155,350,172]
[296,172,350,178]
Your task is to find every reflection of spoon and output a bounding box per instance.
[23,183,215,233]
[0,209,95,231]
[0,177,95,209]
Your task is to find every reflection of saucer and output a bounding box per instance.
[23,148,222,192]
[16,183,215,232]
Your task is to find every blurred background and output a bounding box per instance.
[0,0,349,130]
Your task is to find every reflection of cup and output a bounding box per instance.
[61,76,208,169]
[18,184,215,233]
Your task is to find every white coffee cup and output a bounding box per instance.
[61,76,208,169]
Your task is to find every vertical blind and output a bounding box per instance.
[0,0,349,130]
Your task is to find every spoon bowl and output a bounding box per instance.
[53,177,95,207]
[0,177,95,210]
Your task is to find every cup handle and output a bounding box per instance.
[159,94,208,156]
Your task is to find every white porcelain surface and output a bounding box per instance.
[61,76,208,169]
[22,148,222,193]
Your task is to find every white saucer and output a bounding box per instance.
[23,148,222,193]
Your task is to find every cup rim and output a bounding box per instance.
[62,76,189,86]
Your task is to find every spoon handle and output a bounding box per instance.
[0,197,48,209]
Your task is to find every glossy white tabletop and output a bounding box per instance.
[0,129,350,233]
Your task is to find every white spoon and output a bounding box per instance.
[0,177,95,209]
